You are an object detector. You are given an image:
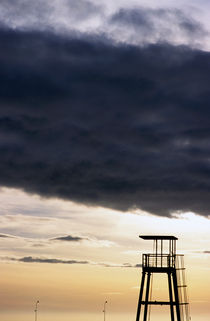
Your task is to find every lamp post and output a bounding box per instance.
[34,300,39,321]
[103,300,108,321]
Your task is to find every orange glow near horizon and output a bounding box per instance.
[0,188,209,320]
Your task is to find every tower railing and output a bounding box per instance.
[142,254,184,269]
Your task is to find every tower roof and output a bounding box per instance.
[139,235,178,240]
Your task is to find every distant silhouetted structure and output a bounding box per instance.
[34,300,39,321]
[136,236,190,321]
[103,300,108,321]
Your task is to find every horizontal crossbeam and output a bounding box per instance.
[143,267,175,273]
[177,285,187,288]
[140,301,188,306]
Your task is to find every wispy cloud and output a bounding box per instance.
[192,250,210,254]
[50,235,115,248]
[6,256,89,265]
[2,256,141,268]
[130,286,140,290]
[102,292,123,295]
[98,262,141,268]
[51,235,87,242]
[0,233,15,238]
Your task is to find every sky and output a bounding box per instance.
[0,0,210,321]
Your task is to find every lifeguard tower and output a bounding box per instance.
[136,235,190,321]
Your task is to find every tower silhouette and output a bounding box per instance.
[136,235,190,321]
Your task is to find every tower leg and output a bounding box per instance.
[172,270,181,321]
[136,271,146,321]
[168,272,175,321]
[143,272,151,321]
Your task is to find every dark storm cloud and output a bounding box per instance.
[51,235,86,242]
[1,27,210,217]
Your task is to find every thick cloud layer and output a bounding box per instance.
[0,0,103,32]
[1,28,210,217]
[109,7,207,46]
[0,1,207,48]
